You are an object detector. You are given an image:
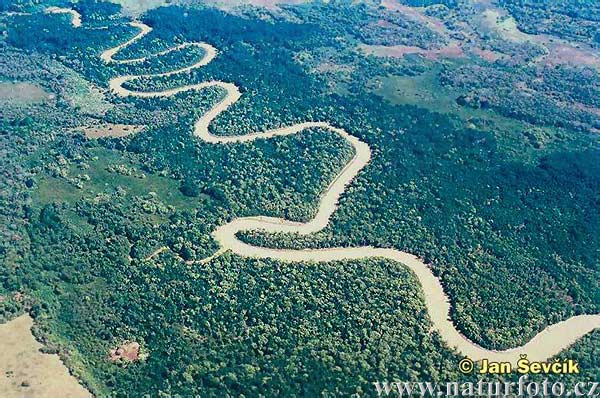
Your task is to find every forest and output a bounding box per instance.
[497,0,600,47]
[1,0,599,396]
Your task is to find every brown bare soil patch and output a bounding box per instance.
[478,6,599,70]
[360,43,464,60]
[380,0,447,34]
[77,123,143,139]
[545,43,600,70]
[572,102,600,117]
[472,47,503,62]
[109,341,141,363]
[240,0,306,9]
[0,315,91,398]
[437,43,464,58]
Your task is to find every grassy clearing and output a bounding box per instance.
[0,315,92,398]
[33,147,202,217]
[369,67,578,162]
[370,70,461,112]
[61,70,112,116]
[0,81,53,104]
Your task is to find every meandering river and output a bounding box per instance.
[53,8,600,366]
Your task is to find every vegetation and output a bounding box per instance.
[497,0,600,48]
[1,0,598,396]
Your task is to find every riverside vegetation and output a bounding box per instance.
[0,0,599,396]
